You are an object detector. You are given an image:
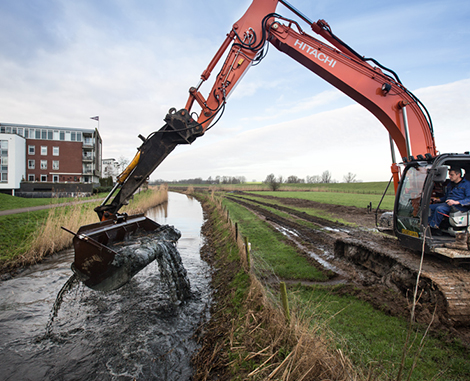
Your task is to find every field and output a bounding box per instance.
[168,180,395,194]
[192,191,470,380]
[189,186,470,380]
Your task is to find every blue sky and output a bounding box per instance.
[1,0,469,182]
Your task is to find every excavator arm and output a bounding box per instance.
[96,0,437,220]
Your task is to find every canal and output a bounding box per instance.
[0,192,211,380]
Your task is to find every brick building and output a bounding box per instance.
[0,123,102,195]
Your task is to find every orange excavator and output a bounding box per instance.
[67,0,470,289]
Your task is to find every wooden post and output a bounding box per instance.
[244,236,251,269]
[235,222,238,240]
[280,282,290,322]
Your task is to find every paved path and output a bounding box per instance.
[0,199,103,216]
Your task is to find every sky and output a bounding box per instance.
[1,0,469,183]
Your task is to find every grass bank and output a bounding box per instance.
[0,185,168,273]
[199,191,470,380]
[192,193,357,380]
[0,192,106,212]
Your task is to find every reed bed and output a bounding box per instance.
[121,184,168,215]
[21,185,169,267]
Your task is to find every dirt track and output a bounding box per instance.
[226,192,470,347]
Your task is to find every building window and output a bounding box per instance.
[71,131,76,141]
[47,130,53,140]
[28,160,35,169]
[53,146,59,156]
[35,129,41,139]
[1,156,7,171]
[65,131,71,141]
[53,130,59,140]
[41,146,47,155]
[60,131,65,141]
[53,175,59,183]
[28,145,35,155]
[1,141,8,181]
[41,175,47,182]
[52,160,59,170]
[41,160,47,169]
[77,132,82,142]
[28,174,35,181]
[41,129,47,139]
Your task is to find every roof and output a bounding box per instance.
[0,122,95,134]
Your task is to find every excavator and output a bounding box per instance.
[66,0,470,311]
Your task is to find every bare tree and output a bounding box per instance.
[117,156,130,173]
[286,175,300,183]
[306,175,321,184]
[321,170,332,183]
[343,172,357,183]
[264,173,282,191]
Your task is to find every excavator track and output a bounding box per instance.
[225,193,470,327]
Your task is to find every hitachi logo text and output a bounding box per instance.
[294,40,337,68]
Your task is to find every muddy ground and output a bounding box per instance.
[221,192,470,348]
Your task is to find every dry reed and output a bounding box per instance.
[185,185,195,195]
[121,184,168,215]
[24,185,169,266]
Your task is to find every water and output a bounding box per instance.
[0,192,211,380]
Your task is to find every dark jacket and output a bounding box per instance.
[440,177,470,208]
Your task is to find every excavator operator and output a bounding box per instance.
[429,167,470,247]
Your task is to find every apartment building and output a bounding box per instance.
[0,123,102,195]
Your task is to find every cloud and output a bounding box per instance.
[1,0,469,184]
[151,78,470,182]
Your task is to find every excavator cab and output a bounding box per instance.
[394,153,470,262]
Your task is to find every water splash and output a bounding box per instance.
[46,225,191,333]
[45,273,79,336]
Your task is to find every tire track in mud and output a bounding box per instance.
[225,195,353,282]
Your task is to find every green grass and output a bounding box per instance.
[277,181,395,194]
[0,193,58,211]
[222,198,329,281]
[168,181,394,194]
[228,193,353,226]
[248,190,395,211]
[0,210,49,262]
[0,192,108,212]
[291,284,470,381]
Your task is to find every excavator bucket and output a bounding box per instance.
[62,214,164,291]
